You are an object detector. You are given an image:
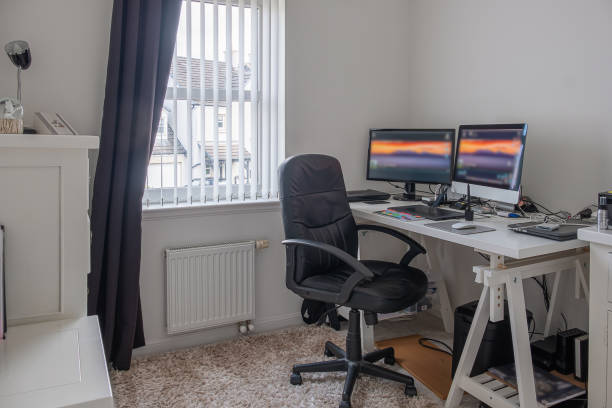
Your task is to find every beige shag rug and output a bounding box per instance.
[111,325,437,408]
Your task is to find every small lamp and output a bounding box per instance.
[4,40,31,103]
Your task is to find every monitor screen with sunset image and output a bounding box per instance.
[454,124,527,191]
[367,129,455,185]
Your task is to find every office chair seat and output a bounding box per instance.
[300,260,428,313]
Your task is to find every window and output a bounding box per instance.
[217,113,225,129]
[157,112,168,140]
[144,0,285,207]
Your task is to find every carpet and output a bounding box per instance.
[110,325,437,407]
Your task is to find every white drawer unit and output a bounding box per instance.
[608,312,612,404]
[608,252,612,303]
[577,227,612,408]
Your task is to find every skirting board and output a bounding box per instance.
[134,312,303,356]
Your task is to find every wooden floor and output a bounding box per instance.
[374,313,481,408]
[376,335,453,400]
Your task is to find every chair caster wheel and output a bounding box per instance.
[290,373,303,386]
[324,348,334,358]
[405,385,417,397]
[339,400,351,408]
[384,356,395,365]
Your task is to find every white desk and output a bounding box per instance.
[350,200,589,408]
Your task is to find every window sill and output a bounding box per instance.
[141,198,280,220]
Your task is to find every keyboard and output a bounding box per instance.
[388,205,464,221]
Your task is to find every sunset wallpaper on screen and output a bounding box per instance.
[368,137,453,183]
[370,140,452,157]
[454,134,524,189]
[457,138,522,156]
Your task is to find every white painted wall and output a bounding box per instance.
[2,0,608,352]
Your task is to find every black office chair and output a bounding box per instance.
[279,154,429,408]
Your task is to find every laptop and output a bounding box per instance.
[510,224,587,241]
[347,189,390,202]
[389,205,464,221]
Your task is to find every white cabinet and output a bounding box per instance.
[577,227,612,408]
[0,134,97,325]
[0,134,113,407]
[608,252,612,303]
[608,312,612,404]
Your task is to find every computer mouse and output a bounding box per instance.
[451,222,477,230]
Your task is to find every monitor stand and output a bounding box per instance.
[392,182,422,201]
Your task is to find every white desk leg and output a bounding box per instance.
[489,255,505,322]
[575,258,589,300]
[505,274,538,408]
[356,233,376,353]
[543,270,562,337]
[445,287,490,408]
[424,237,454,333]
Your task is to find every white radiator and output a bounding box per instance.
[165,241,255,335]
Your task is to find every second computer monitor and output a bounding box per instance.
[367,129,455,187]
[452,123,527,204]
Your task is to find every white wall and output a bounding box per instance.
[286,0,416,189]
[2,0,607,352]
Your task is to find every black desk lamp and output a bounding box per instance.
[4,40,31,104]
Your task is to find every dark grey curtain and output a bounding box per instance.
[89,0,181,370]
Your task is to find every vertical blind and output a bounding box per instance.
[144,0,285,206]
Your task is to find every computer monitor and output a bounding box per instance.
[367,129,455,200]
[452,123,527,204]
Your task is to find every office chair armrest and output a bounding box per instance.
[282,238,375,304]
[356,224,426,265]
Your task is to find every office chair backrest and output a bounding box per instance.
[279,154,358,283]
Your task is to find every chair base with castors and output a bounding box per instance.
[289,309,417,408]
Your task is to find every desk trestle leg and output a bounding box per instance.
[505,273,538,407]
[446,250,588,408]
[445,286,491,407]
[488,254,505,323]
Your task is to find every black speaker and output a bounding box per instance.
[452,300,533,378]
[555,328,587,375]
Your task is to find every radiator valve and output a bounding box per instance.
[239,320,255,334]
[255,240,269,249]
